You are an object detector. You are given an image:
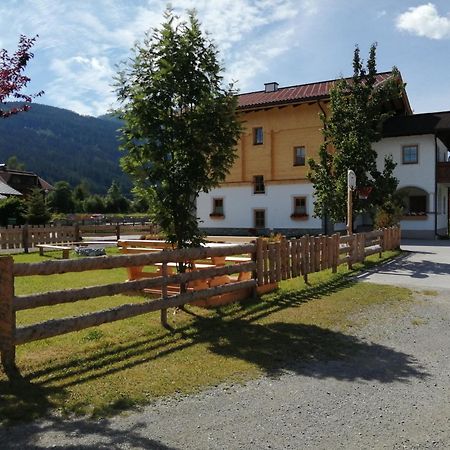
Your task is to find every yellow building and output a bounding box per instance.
[197,73,410,236]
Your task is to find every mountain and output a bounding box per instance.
[0,103,131,194]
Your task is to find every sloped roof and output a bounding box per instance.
[237,72,397,110]
[0,179,22,196]
[382,111,450,147]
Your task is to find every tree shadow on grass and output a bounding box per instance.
[191,317,428,383]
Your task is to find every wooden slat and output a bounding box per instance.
[14,243,256,277]
[275,242,282,282]
[256,238,264,286]
[364,245,383,257]
[263,240,269,285]
[268,243,276,284]
[14,280,256,345]
[14,262,255,311]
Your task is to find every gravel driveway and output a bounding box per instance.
[1,283,449,449]
[2,240,450,449]
[358,239,450,290]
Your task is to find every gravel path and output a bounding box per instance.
[1,286,449,449]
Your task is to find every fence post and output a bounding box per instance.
[256,238,264,286]
[0,256,18,378]
[74,222,81,242]
[347,235,354,270]
[332,234,338,273]
[301,235,309,284]
[160,263,168,328]
[360,233,366,263]
[22,224,29,254]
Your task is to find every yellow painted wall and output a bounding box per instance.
[225,102,328,185]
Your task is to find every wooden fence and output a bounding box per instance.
[0,223,159,252]
[0,227,400,378]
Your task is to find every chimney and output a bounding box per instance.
[264,82,279,93]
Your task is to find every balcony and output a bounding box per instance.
[437,162,450,183]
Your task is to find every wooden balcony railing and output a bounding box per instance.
[437,162,450,183]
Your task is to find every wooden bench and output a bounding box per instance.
[36,244,72,259]
[117,239,174,280]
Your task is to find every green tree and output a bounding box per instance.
[83,194,106,213]
[130,188,150,213]
[115,9,241,250]
[73,180,90,213]
[47,181,75,213]
[6,155,25,170]
[105,180,129,213]
[26,188,51,224]
[308,44,404,227]
[0,196,26,226]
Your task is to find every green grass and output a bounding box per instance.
[0,249,410,424]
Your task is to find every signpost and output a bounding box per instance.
[347,170,356,235]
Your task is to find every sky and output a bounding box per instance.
[1,0,450,117]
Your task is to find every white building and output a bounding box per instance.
[197,76,449,239]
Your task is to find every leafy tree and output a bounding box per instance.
[105,180,129,213]
[130,188,150,213]
[26,188,51,224]
[308,44,404,227]
[115,9,241,250]
[0,196,26,226]
[6,155,25,170]
[0,35,43,118]
[73,180,90,213]
[83,194,106,213]
[47,181,75,213]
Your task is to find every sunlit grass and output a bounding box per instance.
[0,249,410,423]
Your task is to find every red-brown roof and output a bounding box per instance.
[237,72,395,110]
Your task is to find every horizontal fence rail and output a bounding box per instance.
[0,226,401,378]
[0,222,159,252]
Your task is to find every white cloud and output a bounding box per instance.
[396,3,450,40]
[47,55,116,116]
[0,0,321,114]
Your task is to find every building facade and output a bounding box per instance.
[197,75,449,239]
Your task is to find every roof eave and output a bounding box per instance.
[237,95,329,112]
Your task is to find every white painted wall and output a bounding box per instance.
[197,183,322,230]
[437,184,448,231]
[374,135,436,232]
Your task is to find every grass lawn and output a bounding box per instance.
[0,248,410,424]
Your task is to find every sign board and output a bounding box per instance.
[347,170,356,190]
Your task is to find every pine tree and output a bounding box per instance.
[26,188,51,224]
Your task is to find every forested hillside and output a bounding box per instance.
[0,103,131,194]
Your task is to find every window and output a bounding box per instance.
[253,175,265,194]
[210,198,224,217]
[253,127,263,145]
[409,195,426,214]
[254,209,266,228]
[292,197,307,217]
[402,145,418,164]
[293,146,306,166]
